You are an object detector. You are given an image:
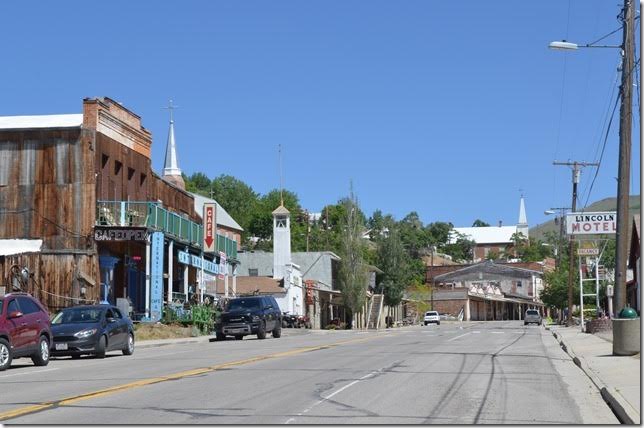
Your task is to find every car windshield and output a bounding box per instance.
[52,307,103,324]
[426,312,438,316]
[228,299,260,311]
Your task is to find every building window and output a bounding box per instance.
[114,160,122,176]
[101,154,109,169]
[249,268,258,277]
[517,281,522,288]
[128,167,135,181]
[140,173,147,186]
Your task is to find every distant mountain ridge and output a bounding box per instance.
[530,195,640,241]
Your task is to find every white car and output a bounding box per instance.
[424,311,440,325]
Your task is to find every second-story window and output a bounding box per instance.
[114,160,122,176]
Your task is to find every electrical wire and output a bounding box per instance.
[0,207,91,239]
[582,58,641,209]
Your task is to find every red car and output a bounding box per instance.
[0,292,52,371]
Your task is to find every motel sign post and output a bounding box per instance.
[566,212,616,332]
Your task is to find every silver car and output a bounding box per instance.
[524,309,542,325]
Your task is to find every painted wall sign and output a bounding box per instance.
[150,232,165,322]
[177,250,218,274]
[566,212,617,235]
[94,228,148,241]
[203,203,216,253]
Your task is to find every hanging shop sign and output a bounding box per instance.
[566,212,617,235]
[178,250,218,274]
[203,203,217,253]
[218,251,227,280]
[150,232,165,322]
[577,248,600,256]
[94,227,148,241]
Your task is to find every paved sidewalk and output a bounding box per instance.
[548,325,641,424]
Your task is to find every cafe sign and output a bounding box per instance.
[94,227,148,241]
[178,250,218,275]
[566,212,617,235]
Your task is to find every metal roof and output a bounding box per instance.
[0,114,83,130]
[191,192,243,231]
[451,226,518,244]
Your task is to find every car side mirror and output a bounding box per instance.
[8,311,23,319]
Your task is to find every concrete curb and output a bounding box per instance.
[550,329,638,424]
[137,336,212,349]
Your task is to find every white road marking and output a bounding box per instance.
[491,331,505,334]
[0,367,59,378]
[472,331,481,334]
[447,332,471,342]
[286,370,378,424]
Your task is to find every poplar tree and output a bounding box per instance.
[337,187,368,327]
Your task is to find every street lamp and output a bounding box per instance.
[548,40,621,50]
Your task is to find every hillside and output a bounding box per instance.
[530,195,640,241]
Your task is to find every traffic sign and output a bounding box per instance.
[203,203,216,253]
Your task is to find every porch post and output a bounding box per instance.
[145,237,151,317]
[167,240,174,304]
[465,298,471,321]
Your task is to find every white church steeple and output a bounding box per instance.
[517,194,529,238]
[162,99,185,189]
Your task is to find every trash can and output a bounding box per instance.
[612,308,640,356]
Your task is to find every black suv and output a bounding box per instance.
[217,296,282,340]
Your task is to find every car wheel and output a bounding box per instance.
[424,322,428,326]
[524,322,528,326]
[71,354,81,359]
[234,335,244,340]
[282,320,288,328]
[95,335,107,358]
[216,332,226,341]
[122,333,135,356]
[257,321,267,340]
[437,322,440,326]
[0,338,12,371]
[31,335,50,367]
[272,323,282,338]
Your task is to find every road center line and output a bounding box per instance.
[447,332,471,342]
[0,334,388,422]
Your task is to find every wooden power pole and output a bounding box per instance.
[553,161,599,326]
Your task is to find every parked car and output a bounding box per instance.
[0,292,52,371]
[524,309,542,326]
[50,304,134,358]
[216,296,282,340]
[424,311,441,325]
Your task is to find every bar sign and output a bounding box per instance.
[203,203,216,253]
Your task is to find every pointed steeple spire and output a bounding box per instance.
[162,100,185,189]
[517,194,529,238]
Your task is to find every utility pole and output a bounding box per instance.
[553,161,599,326]
[613,0,635,315]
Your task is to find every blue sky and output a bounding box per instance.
[1,1,640,229]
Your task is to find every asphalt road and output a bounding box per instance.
[0,321,618,424]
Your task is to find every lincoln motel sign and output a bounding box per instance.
[566,212,617,235]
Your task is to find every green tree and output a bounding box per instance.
[184,172,211,194]
[472,219,490,227]
[376,226,411,307]
[208,174,259,242]
[442,231,475,263]
[337,188,368,328]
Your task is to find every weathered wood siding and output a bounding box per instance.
[0,252,99,313]
[0,128,96,250]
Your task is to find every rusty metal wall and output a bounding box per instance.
[0,252,99,313]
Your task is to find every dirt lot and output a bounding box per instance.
[134,323,199,341]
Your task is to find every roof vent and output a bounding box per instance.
[498,220,503,227]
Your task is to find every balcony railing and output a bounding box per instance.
[96,201,237,259]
